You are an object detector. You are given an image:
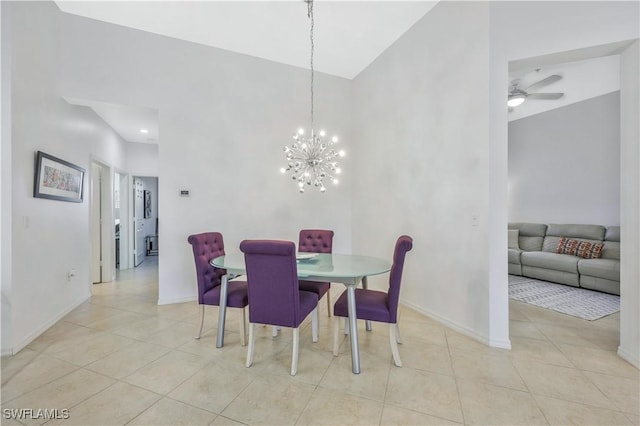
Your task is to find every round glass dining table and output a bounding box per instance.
[211,253,391,374]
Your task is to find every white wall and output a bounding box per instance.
[353,2,498,345]
[126,142,158,177]
[54,5,353,305]
[4,2,129,354]
[619,39,639,368]
[490,1,639,366]
[1,1,13,354]
[508,92,621,225]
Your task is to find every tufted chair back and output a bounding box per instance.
[187,232,226,304]
[240,240,316,328]
[298,229,334,254]
[387,235,413,323]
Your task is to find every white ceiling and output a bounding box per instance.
[55,1,439,80]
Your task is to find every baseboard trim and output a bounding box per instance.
[618,345,640,369]
[400,299,511,350]
[10,294,90,356]
[157,295,196,305]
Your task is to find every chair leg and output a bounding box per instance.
[332,316,340,356]
[311,307,319,343]
[389,323,402,367]
[395,323,402,344]
[343,317,349,335]
[326,287,331,317]
[361,277,372,332]
[246,323,256,368]
[291,328,300,375]
[196,305,205,339]
[240,307,247,347]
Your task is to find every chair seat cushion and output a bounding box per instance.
[333,288,391,323]
[202,280,248,308]
[299,280,330,297]
[298,290,319,325]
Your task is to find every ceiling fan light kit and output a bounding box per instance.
[507,73,564,108]
[507,91,527,107]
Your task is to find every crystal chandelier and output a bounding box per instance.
[280,0,345,193]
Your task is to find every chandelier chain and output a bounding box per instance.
[307,0,315,130]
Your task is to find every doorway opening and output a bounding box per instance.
[133,176,159,267]
[506,45,624,349]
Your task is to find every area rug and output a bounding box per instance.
[508,275,620,321]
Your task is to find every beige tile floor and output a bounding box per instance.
[2,257,638,425]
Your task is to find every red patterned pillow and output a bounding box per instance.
[579,242,604,259]
[556,237,579,255]
[576,241,594,258]
[557,237,604,259]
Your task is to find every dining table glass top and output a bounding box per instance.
[211,253,391,281]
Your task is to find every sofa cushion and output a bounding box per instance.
[602,226,621,260]
[508,248,522,265]
[521,251,579,274]
[508,223,547,251]
[578,258,620,282]
[546,223,606,240]
[605,226,620,242]
[508,229,520,249]
[602,241,620,260]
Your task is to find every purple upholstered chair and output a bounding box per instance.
[298,229,334,316]
[240,240,319,375]
[187,232,248,345]
[332,235,413,367]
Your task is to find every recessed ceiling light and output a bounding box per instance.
[140,128,149,134]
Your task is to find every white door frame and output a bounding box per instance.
[114,169,133,270]
[90,163,102,283]
[133,177,146,267]
[90,160,114,283]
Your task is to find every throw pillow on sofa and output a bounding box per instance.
[556,237,579,255]
[556,237,604,259]
[578,241,604,259]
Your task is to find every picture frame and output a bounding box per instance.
[33,151,85,203]
[144,190,152,218]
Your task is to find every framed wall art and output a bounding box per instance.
[33,151,85,203]
[144,190,152,218]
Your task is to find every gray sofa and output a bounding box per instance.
[508,223,620,295]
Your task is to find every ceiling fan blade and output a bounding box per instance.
[525,74,562,92]
[527,92,564,100]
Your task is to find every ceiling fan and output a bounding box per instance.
[508,74,564,108]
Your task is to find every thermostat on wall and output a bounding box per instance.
[180,190,190,197]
